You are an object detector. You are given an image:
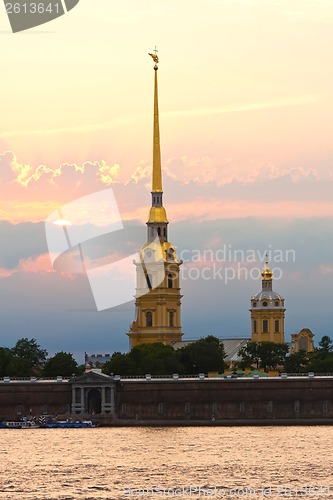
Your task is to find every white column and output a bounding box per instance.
[71,386,76,413]
[81,387,85,413]
[110,387,116,415]
[101,387,106,414]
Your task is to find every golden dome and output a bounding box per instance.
[261,267,273,280]
[148,206,168,223]
[261,255,273,280]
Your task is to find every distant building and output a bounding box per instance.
[85,353,111,368]
[291,328,315,353]
[250,257,286,343]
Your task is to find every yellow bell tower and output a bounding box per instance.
[250,256,285,343]
[127,49,183,349]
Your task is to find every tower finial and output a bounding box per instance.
[262,251,273,281]
[148,46,159,67]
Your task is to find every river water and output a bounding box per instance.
[0,426,332,499]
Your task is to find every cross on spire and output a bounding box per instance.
[148,46,159,65]
[265,251,269,267]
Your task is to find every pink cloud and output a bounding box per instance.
[1,148,333,224]
[320,265,333,275]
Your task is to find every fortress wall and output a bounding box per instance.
[0,381,71,420]
[0,377,332,424]
[116,378,333,421]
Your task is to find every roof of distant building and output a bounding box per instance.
[85,353,112,368]
[172,337,250,363]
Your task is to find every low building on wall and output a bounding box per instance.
[71,371,116,415]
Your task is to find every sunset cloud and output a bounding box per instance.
[2,152,121,188]
[1,148,333,224]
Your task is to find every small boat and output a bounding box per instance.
[0,418,97,429]
[43,420,96,428]
[0,420,39,429]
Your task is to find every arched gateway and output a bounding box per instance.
[71,371,116,415]
[87,388,102,414]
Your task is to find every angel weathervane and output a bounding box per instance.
[148,46,159,66]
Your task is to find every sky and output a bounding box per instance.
[0,0,332,361]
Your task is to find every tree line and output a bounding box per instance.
[0,338,82,377]
[1,335,333,377]
[103,335,226,376]
[238,335,333,372]
[103,335,333,375]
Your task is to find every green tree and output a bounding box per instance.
[318,336,333,357]
[12,338,47,367]
[103,352,135,376]
[42,352,79,377]
[238,341,288,370]
[284,350,310,373]
[307,355,333,373]
[180,335,226,374]
[103,343,183,376]
[4,338,48,376]
[259,342,289,370]
[7,356,33,377]
[0,348,13,377]
[238,341,261,369]
[132,343,184,375]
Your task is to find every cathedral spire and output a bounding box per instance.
[127,50,183,349]
[147,48,168,232]
[149,47,162,193]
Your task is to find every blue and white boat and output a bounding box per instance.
[0,420,40,429]
[0,418,97,429]
[44,420,96,428]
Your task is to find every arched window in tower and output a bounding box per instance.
[169,311,174,327]
[157,227,161,237]
[146,311,153,327]
[146,274,152,289]
[253,320,257,333]
[167,248,175,261]
[275,301,279,307]
[168,273,173,288]
[263,320,268,333]
[164,228,166,237]
[274,320,279,333]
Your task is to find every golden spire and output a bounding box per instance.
[149,47,162,193]
[262,252,273,281]
[147,47,168,225]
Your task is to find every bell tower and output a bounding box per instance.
[127,49,183,349]
[250,256,285,343]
